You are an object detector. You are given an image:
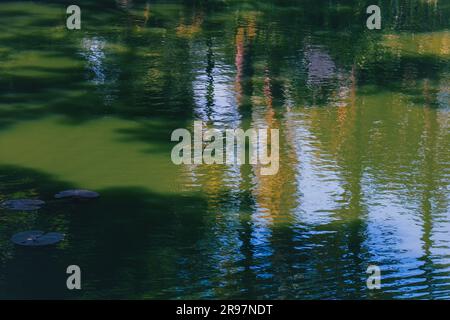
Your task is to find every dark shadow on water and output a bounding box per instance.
[0,165,208,299]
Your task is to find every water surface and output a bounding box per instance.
[0,0,449,299]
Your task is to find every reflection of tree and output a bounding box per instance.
[171,0,449,298]
[176,13,203,39]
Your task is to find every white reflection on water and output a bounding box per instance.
[80,37,119,106]
[192,42,241,127]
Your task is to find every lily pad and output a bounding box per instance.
[11,230,64,246]
[54,189,100,199]
[1,199,46,211]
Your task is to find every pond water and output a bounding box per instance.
[0,0,449,299]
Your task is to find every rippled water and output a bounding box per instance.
[0,0,449,299]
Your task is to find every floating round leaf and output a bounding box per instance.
[54,190,99,199]
[11,230,64,246]
[0,199,46,211]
